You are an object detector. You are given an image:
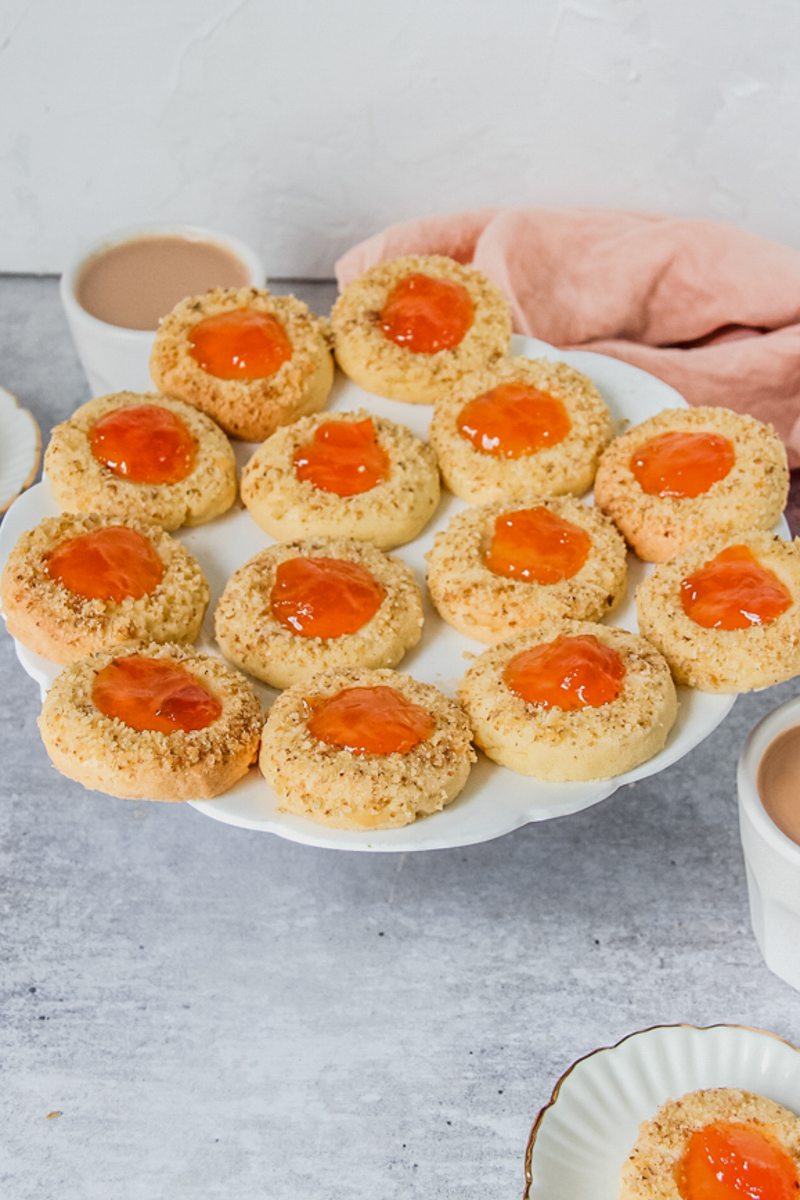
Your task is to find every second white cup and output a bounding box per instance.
[738,695,800,993]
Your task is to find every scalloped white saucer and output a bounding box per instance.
[0,386,40,514]
[0,337,758,851]
[524,1023,800,1199]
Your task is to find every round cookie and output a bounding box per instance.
[260,667,476,829]
[459,619,677,781]
[621,1088,800,1200]
[331,254,512,404]
[44,392,236,530]
[150,286,333,441]
[430,357,613,504]
[240,409,440,550]
[427,496,627,643]
[215,537,424,689]
[636,530,800,692]
[594,406,789,562]
[38,643,262,801]
[1,513,209,664]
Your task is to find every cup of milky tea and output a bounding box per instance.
[60,223,265,396]
[738,694,800,992]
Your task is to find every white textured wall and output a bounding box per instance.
[2,0,799,276]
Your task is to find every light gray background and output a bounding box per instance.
[5,0,800,274]
[1,277,798,1199]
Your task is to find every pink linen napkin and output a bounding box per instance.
[336,208,800,467]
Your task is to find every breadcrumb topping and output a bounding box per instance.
[151,286,333,441]
[636,530,800,691]
[261,667,475,829]
[427,495,627,643]
[1,512,208,664]
[44,392,237,530]
[214,537,424,688]
[331,254,512,404]
[595,406,789,562]
[430,357,613,504]
[240,409,440,550]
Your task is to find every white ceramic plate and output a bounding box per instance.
[0,337,754,851]
[0,385,40,514]
[523,1023,800,1199]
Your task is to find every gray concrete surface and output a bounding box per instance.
[1,276,798,1200]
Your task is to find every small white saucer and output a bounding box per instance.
[524,1023,800,1198]
[0,386,40,515]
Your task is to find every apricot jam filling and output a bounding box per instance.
[46,526,164,603]
[680,545,791,630]
[188,309,293,379]
[485,506,590,583]
[458,382,571,458]
[92,655,222,734]
[306,685,435,755]
[503,634,625,711]
[270,556,385,638]
[294,418,390,497]
[379,272,473,354]
[675,1120,798,1200]
[631,431,735,498]
[90,404,197,485]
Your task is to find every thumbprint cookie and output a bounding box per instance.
[621,1088,800,1200]
[594,406,789,562]
[427,496,627,643]
[260,667,475,829]
[214,538,424,689]
[430,357,613,504]
[459,619,677,781]
[44,392,236,530]
[636,531,800,692]
[1,513,208,664]
[331,254,512,403]
[150,286,333,441]
[240,409,440,550]
[38,643,262,801]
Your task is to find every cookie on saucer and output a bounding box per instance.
[621,1088,800,1200]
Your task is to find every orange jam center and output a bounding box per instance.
[676,1120,799,1200]
[46,526,165,603]
[631,431,736,498]
[306,685,435,755]
[270,556,385,639]
[503,634,625,710]
[293,418,390,496]
[89,404,197,484]
[92,655,222,734]
[458,382,572,458]
[379,272,474,354]
[485,506,591,584]
[188,309,293,379]
[680,545,792,630]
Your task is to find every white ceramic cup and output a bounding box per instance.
[738,695,800,992]
[59,222,266,397]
